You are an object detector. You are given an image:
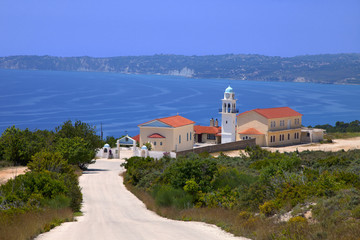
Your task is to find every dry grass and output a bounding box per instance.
[0,208,74,240]
[325,132,360,139]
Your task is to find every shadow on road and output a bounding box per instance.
[83,169,110,174]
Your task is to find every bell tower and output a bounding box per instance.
[220,86,238,143]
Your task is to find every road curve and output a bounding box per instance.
[36,156,249,240]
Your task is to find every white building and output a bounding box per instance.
[220,86,238,143]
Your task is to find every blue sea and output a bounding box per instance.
[0,69,359,137]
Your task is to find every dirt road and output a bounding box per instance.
[213,137,360,157]
[0,166,27,185]
[266,137,360,153]
[36,153,248,240]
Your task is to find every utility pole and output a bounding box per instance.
[101,122,103,141]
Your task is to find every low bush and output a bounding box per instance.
[151,185,193,209]
[122,147,360,239]
[0,170,82,212]
[211,167,257,190]
[28,151,73,174]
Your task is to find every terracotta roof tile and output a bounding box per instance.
[139,115,195,128]
[238,128,263,135]
[159,115,195,127]
[132,134,140,142]
[238,107,302,119]
[148,133,166,138]
[194,125,221,134]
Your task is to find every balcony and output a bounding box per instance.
[219,108,239,113]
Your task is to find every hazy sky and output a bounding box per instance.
[1,0,359,57]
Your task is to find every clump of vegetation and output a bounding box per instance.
[314,120,360,133]
[123,146,360,239]
[312,120,360,140]
[0,120,101,239]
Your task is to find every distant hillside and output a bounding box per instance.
[1,54,360,84]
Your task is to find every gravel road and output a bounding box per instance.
[36,155,249,240]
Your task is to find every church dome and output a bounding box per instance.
[141,145,148,150]
[225,86,234,93]
[104,143,110,148]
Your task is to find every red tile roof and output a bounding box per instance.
[238,128,263,135]
[194,125,221,135]
[148,133,166,138]
[139,115,195,128]
[238,107,302,119]
[159,115,195,127]
[132,134,140,142]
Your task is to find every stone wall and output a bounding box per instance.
[176,139,256,156]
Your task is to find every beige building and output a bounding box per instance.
[301,128,325,143]
[194,118,221,144]
[194,126,221,144]
[237,107,303,147]
[138,115,195,152]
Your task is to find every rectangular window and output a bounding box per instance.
[288,133,290,140]
[271,121,276,128]
[154,141,156,146]
[160,142,162,146]
[280,120,285,126]
[279,134,284,141]
[179,135,181,144]
[190,132,192,140]
[207,134,216,140]
[187,133,189,141]
[294,132,299,139]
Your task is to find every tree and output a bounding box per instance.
[0,126,46,165]
[104,136,117,148]
[28,150,73,174]
[55,137,95,170]
[55,120,102,150]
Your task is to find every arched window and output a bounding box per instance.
[228,103,231,112]
[104,148,108,153]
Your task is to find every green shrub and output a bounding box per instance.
[162,157,218,192]
[0,171,82,212]
[198,186,239,209]
[316,156,350,168]
[42,195,71,209]
[259,201,277,216]
[288,216,307,223]
[183,179,200,195]
[211,167,257,190]
[122,156,165,186]
[152,185,193,209]
[55,137,95,170]
[238,211,252,220]
[352,205,360,219]
[28,151,73,174]
[143,142,152,151]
